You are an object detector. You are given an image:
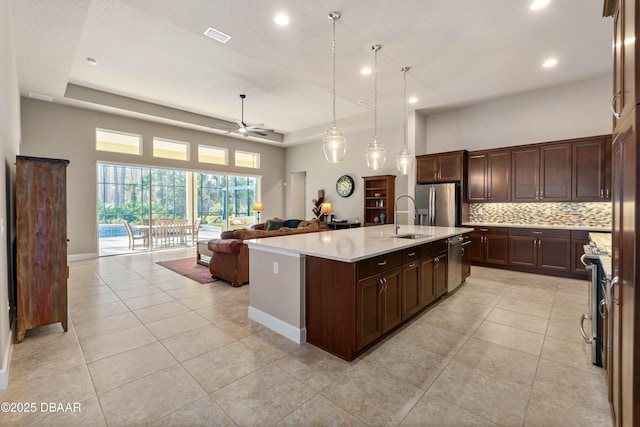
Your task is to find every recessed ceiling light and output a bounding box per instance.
[530,0,550,10]
[358,99,373,107]
[542,58,558,68]
[408,97,418,104]
[86,57,97,66]
[274,14,289,26]
[204,26,231,44]
[361,67,372,75]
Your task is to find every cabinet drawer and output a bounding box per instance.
[474,226,509,235]
[401,246,422,263]
[357,252,401,280]
[421,239,449,258]
[509,228,570,239]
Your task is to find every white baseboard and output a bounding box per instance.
[247,306,306,344]
[0,329,13,390]
[68,252,98,262]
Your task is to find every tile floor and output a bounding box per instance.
[0,248,612,426]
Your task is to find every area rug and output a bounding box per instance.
[156,258,214,284]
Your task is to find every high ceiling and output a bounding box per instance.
[10,0,612,146]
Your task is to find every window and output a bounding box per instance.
[96,129,142,155]
[153,137,189,161]
[198,145,228,165]
[235,150,260,168]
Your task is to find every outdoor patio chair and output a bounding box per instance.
[123,220,147,249]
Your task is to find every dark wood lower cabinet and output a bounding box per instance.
[470,227,509,265]
[306,237,453,361]
[570,230,590,277]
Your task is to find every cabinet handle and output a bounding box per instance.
[408,252,415,257]
[434,172,438,179]
[532,231,542,235]
[533,239,536,247]
[600,189,604,198]
[408,262,417,268]
[480,228,489,232]
[606,189,610,198]
[599,299,607,319]
[384,277,388,292]
[461,247,465,256]
[538,239,541,248]
[611,90,623,119]
[611,276,620,305]
[378,278,384,293]
[377,260,387,266]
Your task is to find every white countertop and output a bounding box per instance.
[245,224,474,263]
[462,222,611,232]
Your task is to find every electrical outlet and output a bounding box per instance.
[273,262,278,274]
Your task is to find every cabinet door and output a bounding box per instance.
[467,153,487,202]
[356,275,382,349]
[420,256,435,307]
[485,234,509,265]
[487,150,511,201]
[512,147,539,201]
[540,143,572,201]
[434,252,448,299]
[572,139,605,201]
[469,231,484,263]
[570,230,591,276]
[417,156,439,183]
[381,267,402,333]
[461,240,471,280]
[537,237,571,273]
[401,261,421,320]
[438,152,462,182]
[509,236,537,268]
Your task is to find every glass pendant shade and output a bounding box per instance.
[366,137,386,170]
[396,147,413,175]
[323,126,346,163]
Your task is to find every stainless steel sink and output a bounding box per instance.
[393,233,433,239]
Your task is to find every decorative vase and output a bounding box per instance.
[380,213,386,224]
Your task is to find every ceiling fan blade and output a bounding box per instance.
[248,131,268,137]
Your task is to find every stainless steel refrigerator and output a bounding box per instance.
[415,183,461,227]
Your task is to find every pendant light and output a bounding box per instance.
[365,44,386,170]
[322,11,347,164]
[396,67,414,175]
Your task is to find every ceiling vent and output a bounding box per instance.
[358,99,373,107]
[28,92,53,102]
[204,27,231,44]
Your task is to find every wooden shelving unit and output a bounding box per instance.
[363,175,395,226]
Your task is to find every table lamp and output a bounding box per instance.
[253,202,263,224]
[321,201,332,223]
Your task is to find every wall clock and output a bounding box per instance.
[336,175,354,197]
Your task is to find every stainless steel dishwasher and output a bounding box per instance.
[447,235,464,292]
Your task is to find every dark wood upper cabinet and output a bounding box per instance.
[467,150,510,202]
[510,142,571,202]
[417,151,466,183]
[572,137,610,201]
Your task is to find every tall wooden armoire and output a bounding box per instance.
[15,156,69,343]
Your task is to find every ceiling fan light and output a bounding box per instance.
[396,147,414,175]
[365,138,386,170]
[323,127,347,163]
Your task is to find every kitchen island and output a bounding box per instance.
[245,224,473,360]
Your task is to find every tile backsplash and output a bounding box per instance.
[469,202,612,228]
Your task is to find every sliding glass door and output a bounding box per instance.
[97,163,259,256]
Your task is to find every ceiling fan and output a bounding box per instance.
[225,94,274,137]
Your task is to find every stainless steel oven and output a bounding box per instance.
[580,245,604,367]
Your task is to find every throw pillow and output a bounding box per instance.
[282,219,302,228]
[266,220,284,231]
[220,230,236,239]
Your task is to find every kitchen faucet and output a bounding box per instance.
[394,195,416,236]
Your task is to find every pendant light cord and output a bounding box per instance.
[372,45,380,140]
[331,14,337,128]
[402,67,408,150]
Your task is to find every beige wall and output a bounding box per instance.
[424,76,612,152]
[19,100,286,257]
[0,1,21,388]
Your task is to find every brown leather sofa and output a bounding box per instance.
[207,219,323,286]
